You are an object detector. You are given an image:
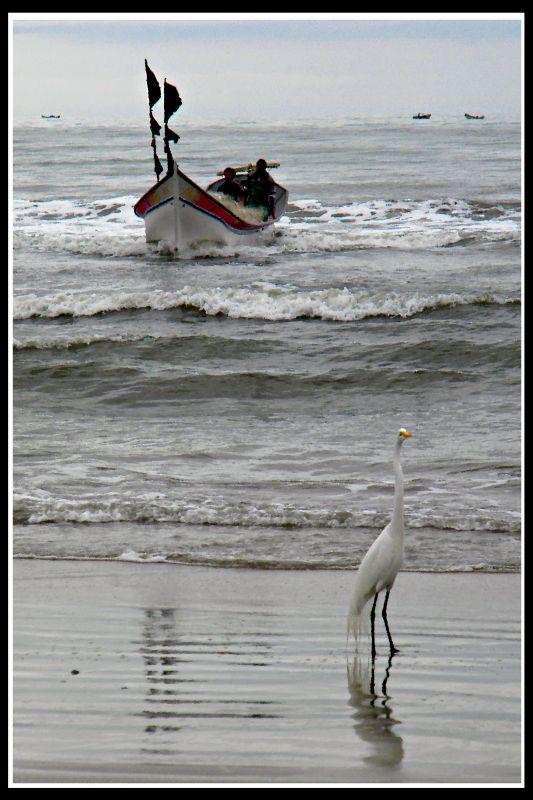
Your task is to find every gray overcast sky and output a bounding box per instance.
[10,14,522,123]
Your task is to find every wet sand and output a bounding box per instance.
[11,560,522,785]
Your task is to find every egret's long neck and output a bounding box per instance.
[391,440,405,536]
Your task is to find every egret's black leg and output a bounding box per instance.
[382,589,399,654]
[370,593,379,658]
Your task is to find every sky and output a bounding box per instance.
[10,13,523,123]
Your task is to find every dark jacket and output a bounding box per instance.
[246,170,275,206]
[218,179,245,201]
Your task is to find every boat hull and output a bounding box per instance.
[134,167,288,248]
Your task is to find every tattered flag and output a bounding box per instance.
[145,60,161,108]
[164,123,180,143]
[165,148,174,175]
[150,137,163,180]
[163,135,175,175]
[164,79,182,122]
[149,111,161,136]
[153,151,163,180]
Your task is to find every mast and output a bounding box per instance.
[172,165,180,254]
[144,60,163,182]
[143,62,183,251]
[162,77,183,253]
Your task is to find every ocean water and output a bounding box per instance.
[12,116,522,572]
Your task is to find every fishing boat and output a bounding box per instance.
[412,113,431,120]
[41,114,60,119]
[465,113,485,120]
[134,62,288,250]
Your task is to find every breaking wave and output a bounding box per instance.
[13,489,520,535]
[13,284,519,324]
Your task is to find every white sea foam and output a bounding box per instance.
[13,283,516,323]
[12,194,521,259]
[13,490,519,534]
[117,549,167,563]
[13,196,148,258]
[284,197,520,250]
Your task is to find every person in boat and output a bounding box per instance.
[245,159,276,219]
[218,167,246,203]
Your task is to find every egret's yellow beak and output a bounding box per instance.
[402,430,412,438]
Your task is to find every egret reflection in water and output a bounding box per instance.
[347,651,404,769]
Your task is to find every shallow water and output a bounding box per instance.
[13,562,522,784]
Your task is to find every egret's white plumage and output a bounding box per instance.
[348,428,412,651]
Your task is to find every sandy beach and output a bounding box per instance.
[11,560,522,786]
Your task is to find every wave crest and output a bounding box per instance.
[13,490,519,534]
[13,285,518,324]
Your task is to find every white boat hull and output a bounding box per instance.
[134,167,288,249]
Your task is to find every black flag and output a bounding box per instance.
[153,151,164,180]
[163,136,175,174]
[164,79,182,122]
[164,123,180,143]
[151,137,163,180]
[145,59,161,108]
[149,111,161,136]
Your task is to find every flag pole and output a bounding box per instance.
[144,60,162,182]
[172,162,180,254]
[162,76,183,255]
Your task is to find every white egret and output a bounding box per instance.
[348,428,412,655]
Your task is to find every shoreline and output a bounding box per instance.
[11,553,521,575]
[12,560,522,785]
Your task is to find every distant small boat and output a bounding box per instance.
[413,113,431,120]
[465,113,485,120]
[41,114,60,119]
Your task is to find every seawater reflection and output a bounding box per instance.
[347,651,404,769]
[139,608,189,745]
[134,606,280,756]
